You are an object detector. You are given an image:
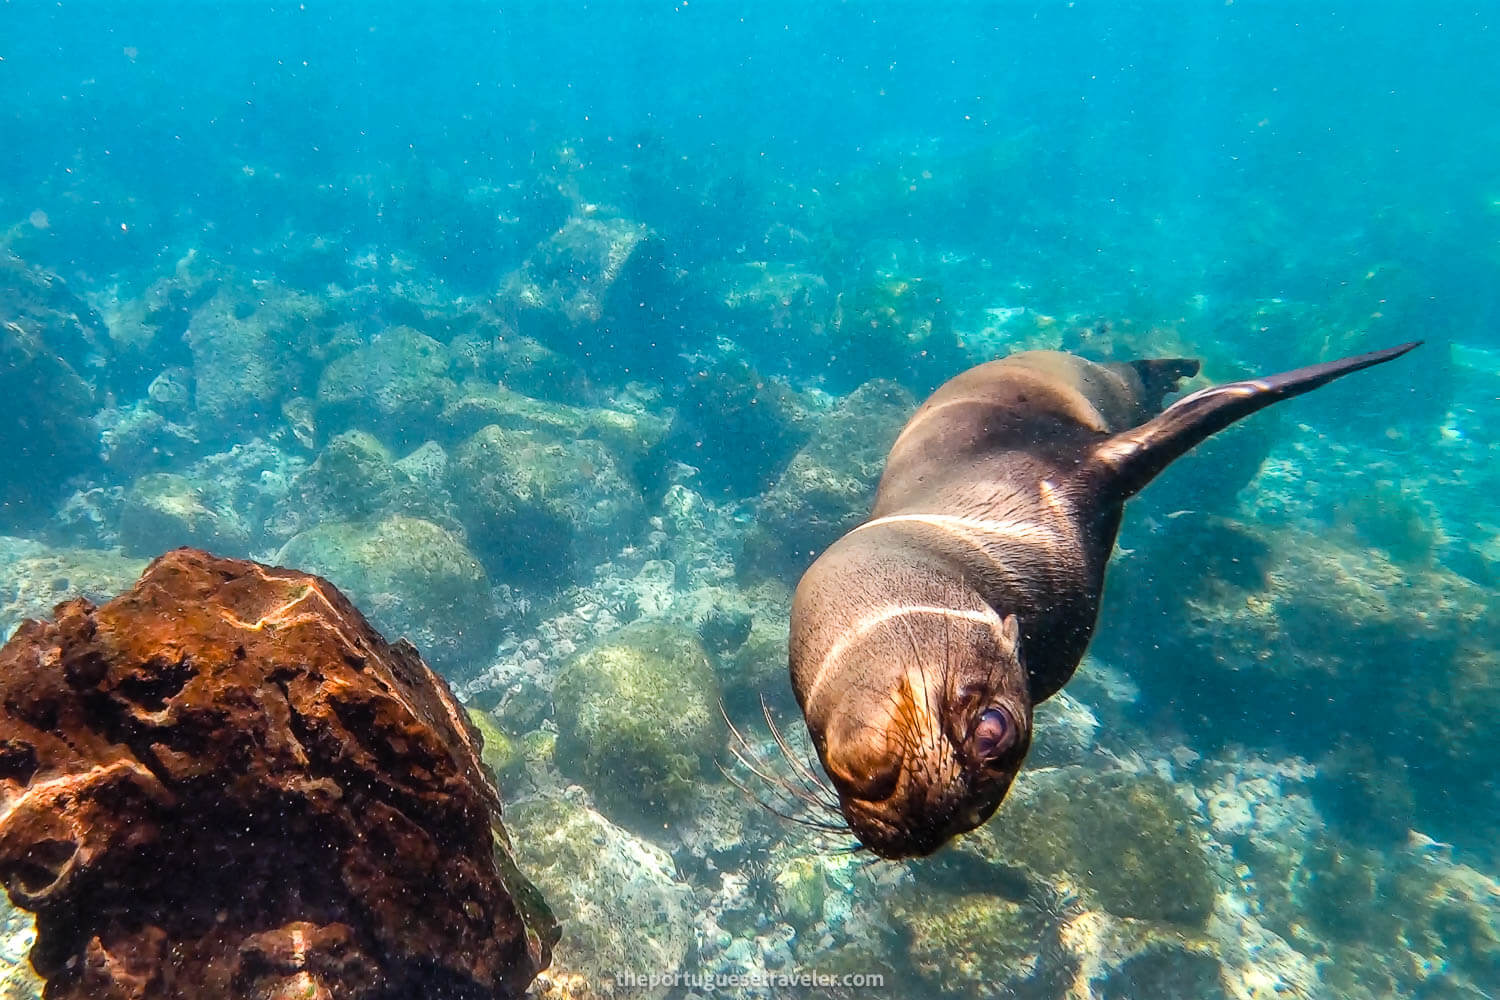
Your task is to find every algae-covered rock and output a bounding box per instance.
[826,268,961,392]
[1254,836,1500,999]
[1029,690,1101,768]
[552,620,721,829]
[274,514,499,677]
[773,856,829,931]
[316,326,458,448]
[0,256,104,527]
[447,327,583,401]
[96,249,218,395]
[441,382,667,463]
[271,430,451,539]
[507,789,695,1000]
[0,536,145,642]
[1062,912,1231,1000]
[1098,516,1499,815]
[118,472,252,557]
[714,262,836,374]
[916,767,1217,927]
[467,706,523,787]
[887,890,1051,999]
[0,891,42,1000]
[653,356,815,499]
[185,282,327,435]
[449,424,643,585]
[1370,853,1500,997]
[739,379,914,583]
[512,215,653,327]
[95,398,200,473]
[506,214,681,377]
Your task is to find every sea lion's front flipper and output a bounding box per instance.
[1089,341,1423,502]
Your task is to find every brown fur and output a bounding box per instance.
[789,343,1419,858]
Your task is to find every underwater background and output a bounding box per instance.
[2,2,1498,997]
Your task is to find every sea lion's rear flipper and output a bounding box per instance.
[1090,341,1422,502]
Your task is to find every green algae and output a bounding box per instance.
[552,620,721,830]
[448,423,642,584]
[466,707,522,787]
[918,768,1217,928]
[888,890,1048,999]
[274,513,498,677]
[773,856,829,931]
[316,326,458,447]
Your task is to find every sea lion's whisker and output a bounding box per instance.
[760,697,841,809]
[715,762,852,834]
[725,722,834,814]
[718,752,849,832]
[720,703,847,827]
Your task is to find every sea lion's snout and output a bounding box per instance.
[810,611,1034,859]
[831,693,1032,859]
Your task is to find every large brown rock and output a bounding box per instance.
[0,548,556,999]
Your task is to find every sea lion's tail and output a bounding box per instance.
[1088,341,1423,502]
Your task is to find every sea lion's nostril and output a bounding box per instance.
[823,715,902,801]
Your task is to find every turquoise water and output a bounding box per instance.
[2,3,1498,998]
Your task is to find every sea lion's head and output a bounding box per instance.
[803,606,1032,859]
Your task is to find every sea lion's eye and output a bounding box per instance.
[973,707,1014,759]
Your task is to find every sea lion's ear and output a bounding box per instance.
[1089,341,1422,503]
[998,614,1021,651]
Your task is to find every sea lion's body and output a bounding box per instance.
[789,344,1419,859]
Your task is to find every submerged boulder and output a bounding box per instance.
[275,514,500,678]
[270,430,453,539]
[440,382,667,464]
[118,471,253,558]
[1247,830,1500,998]
[1097,514,1500,824]
[887,890,1052,999]
[738,379,914,583]
[889,767,1226,998]
[0,255,105,527]
[0,548,556,999]
[185,282,327,437]
[448,424,643,586]
[913,767,1218,927]
[653,356,815,500]
[551,620,721,831]
[316,326,459,449]
[504,213,684,379]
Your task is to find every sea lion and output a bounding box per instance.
[788,342,1420,858]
